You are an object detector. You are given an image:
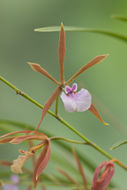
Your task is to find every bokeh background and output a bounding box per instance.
[0,0,127,189]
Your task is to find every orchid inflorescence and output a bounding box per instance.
[28,23,108,130]
[0,23,116,189]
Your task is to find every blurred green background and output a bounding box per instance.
[0,0,127,189]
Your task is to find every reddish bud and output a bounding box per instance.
[92,160,115,190]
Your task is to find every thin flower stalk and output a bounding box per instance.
[28,140,36,169]
[50,136,87,145]
[55,95,59,115]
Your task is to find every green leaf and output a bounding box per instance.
[112,15,127,22]
[111,140,127,150]
[34,26,127,43]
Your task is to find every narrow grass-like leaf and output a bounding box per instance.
[72,149,88,190]
[111,140,127,150]
[57,168,81,189]
[34,26,127,43]
[112,15,127,22]
[66,55,108,85]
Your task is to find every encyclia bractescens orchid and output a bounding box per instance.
[28,23,108,130]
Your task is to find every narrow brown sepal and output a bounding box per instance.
[33,139,51,187]
[27,62,59,85]
[35,86,62,130]
[58,23,65,84]
[89,103,109,125]
[66,55,108,85]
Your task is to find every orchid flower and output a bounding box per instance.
[92,160,115,190]
[0,130,51,187]
[28,23,108,129]
[3,175,19,190]
[61,83,92,112]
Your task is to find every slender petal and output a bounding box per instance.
[33,139,51,187]
[0,131,47,144]
[66,55,108,85]
[72,83,77,92]
[58,23,65,84]
[27,62,59,85]
[92,161,115,190]
[10,135,46,144]
[0,130,47,139]
[35,87,62,130]
[72,149,88,190]
[65,86,72,94]
[89,104,109,125]
[0,130,33,139]
[65,83,77,94]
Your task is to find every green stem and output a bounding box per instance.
[0,76,56,118]
[55,95,59,115]
[0,75,126,170]
[50,136,86,145]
